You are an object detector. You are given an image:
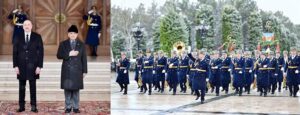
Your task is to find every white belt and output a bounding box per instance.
[89,23,98,26]
[15,23,23,26]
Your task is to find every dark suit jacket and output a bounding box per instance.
[13,32,44,80]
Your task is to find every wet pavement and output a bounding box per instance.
[111,72,300,115]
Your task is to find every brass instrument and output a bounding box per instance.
[283,75,287,89]
[252,77,257,89]
[13,14,18,25]
[87,15,92,25]
[173,41,185,56]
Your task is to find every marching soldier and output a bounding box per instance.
[268,51,278,94]
[276,51,284,92]
[244,51,254,94]
[188,50,198,95]
[253,50,261,92]
[178,50,189,93]
[135,50,144,91]
[232,50,245,96]
[188,50,209,104]
[116,52,130,95]
[141,49,154,95]
[257,51,270,97]
[283,50,289,90]
[209,51,222,96]
[284,47,300,97]
[153,52,159,91]
[156,50,167,93]
[83,6,102,56]
[220,51,232,94]
[8,5,28,44]
[167,50,179,95]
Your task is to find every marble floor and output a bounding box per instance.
[111,72,300,115]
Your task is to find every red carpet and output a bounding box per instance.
[0,101,110,115]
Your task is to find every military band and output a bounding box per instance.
[116,47,300,102]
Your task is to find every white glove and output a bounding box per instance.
[162,70,166,73]
[274,73,278,76]
[142,70,144,73]
[187,75,189,77]
[124,70,127,74]
[249,70,252,73]
[144,61,149,63]
[254,74,257,78]
[281,67,284,71]
[88,10,94,14]
[153,70,155,74]
[263,65,267,68]
[13,9,18,13]
[228,69,231,72]
[139,71,141,74]
[98,33,101,38]
[239,71,242,74]
[213,66,218,69]
[296,70,299,74]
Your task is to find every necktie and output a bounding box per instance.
[26,34,29,44]
[71,40,76,50]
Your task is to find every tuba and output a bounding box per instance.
[173,41,185,56]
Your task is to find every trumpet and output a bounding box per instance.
[87,15,92,25]
[13,14,18,25]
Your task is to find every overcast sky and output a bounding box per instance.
[111,0,300,24]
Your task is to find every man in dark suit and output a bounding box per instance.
[13,20,44,113]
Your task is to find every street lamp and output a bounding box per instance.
[132,22,144,51]
[195,20,210,48]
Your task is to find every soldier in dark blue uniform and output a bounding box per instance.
[83,6,102,56]
[284,47,300,97]
[188,50,198,95]
[153,52,159,91]
[276,51,284,92]
[283,50,289,90]
[135,51,144,91]
[178,50,189,93]
[8,5,27,44]
[232,50,245,96]
[141,49,154,95]
[167,51,179,95]
[188,50,209,104]
[209,51,222,96]
[116,52,131,95]
[156,50,167,93]
[253,50,261,92]
[257,51,270,97]
[244,51,254,94]
[220,51,232,94]
[268,51,278,94]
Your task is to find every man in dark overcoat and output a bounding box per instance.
[13,20,44,113]
[57,25,88,113]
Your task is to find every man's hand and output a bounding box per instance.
[35,67,41,75]
[239,71,242,74]
[15,67,20,75]
[69,50,79,56]
[162,70,166,73]
[296,70,299,74]
[249,70,252,73]
[124,70,127,74]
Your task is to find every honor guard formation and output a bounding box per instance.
[116,47,300,104]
